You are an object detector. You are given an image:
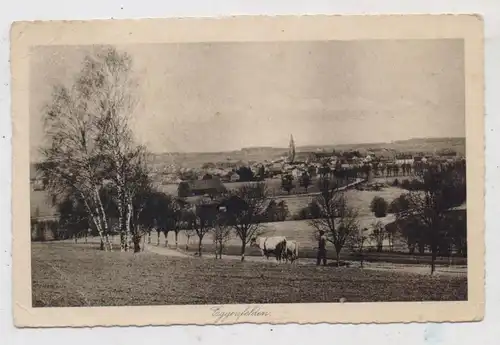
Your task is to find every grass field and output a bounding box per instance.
[82,230,467,266]
[31,243,467,307]
[273,186,404,217]
[153,218,402,252]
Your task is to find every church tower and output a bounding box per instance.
[288,134,296,163]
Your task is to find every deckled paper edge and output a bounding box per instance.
[10,14,485,328]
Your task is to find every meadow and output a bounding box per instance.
[159,218,398,248]
[72,225,467,268]
[31,243,467,307]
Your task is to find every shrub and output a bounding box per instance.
[370,196,388,218]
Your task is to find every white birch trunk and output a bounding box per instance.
[126,199,133,251]
[97,201,111,251]
[93,188,112,251]
[106,233,113,251]
[114,168,127,252]
[80,189,108,251]
[117,193,126,252]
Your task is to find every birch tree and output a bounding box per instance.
[76,46,149,252]
[85,47,146,252]
[38,73,113,251]
[38,46,147,252]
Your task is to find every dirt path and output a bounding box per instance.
[51,238,467,277]
[144,243,289,263]
[274,178,366,199]
[144,243,467,277]
[361,262,467,276]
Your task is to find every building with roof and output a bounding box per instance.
[178,177,227,198]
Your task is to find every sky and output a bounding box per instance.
[29,39,465,161]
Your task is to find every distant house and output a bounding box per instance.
[396,158,414,165]
[268,164,283,177]
[394,153,414,165]
[201,173,214,180]
[439,150,458,157]
[178,178,227,198]
[229,172,240,182]
[291,168,303,179]
[222,171,240,182]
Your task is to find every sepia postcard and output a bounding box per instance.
[11,14,485,327]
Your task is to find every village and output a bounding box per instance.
[141,135,465,199]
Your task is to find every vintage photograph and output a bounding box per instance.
[12,15,485,326]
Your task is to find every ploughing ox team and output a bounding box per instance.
[250,236,299,263]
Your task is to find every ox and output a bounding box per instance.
[250,236,287,262]
[284,240,299,264]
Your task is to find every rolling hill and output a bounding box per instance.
[148,136,465,169]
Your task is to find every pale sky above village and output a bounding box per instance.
[30,39,465,161]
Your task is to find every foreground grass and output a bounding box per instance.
[32,243,467,307]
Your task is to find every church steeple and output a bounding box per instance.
[288,134,295,163]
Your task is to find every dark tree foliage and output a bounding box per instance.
[178,181,191,198]
[281,174,295,194]
[370,196,388,218]
[259,199,289,222]
[388,193,411,214]
[295,200,322,220]
[236,166,254,182]
[257,165,266,181]
[405,163,466,273]
[299,172,312,192]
